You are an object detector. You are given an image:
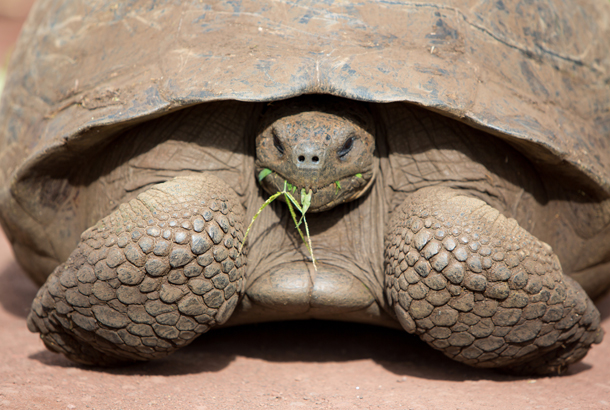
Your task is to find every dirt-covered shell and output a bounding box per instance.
[1,0,609,283]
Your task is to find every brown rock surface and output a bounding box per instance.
[1,229,610,410]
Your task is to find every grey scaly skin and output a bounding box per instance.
[27,175,246,365]
[254,98,603,374]
[384,187,602,374]
[255,98,376,212]
[26,97,603,373]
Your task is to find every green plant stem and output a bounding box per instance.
[239,191,283,253]
[239,181,317,271]
[284,191,317,271]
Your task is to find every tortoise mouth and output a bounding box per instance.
[256,166,375,212]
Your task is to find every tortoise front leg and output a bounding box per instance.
[27,174,246,365]
[384,186,603,374]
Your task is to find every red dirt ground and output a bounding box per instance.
[0,0,32,73]
[1,229,610,410]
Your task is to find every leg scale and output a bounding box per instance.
[27,174,246,365]
[384,187,603,374]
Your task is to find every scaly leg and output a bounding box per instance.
[27,174,246,365]
[385,186,603,374]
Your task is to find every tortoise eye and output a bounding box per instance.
[273,131,285,156]
[338,136,355,158]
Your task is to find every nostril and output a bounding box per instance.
[312,156,319,163]
[298,155,305,162]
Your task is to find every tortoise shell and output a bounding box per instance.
[0,0,609,286]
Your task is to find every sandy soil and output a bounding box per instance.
[1,229,610,410]
[0,0,33,91]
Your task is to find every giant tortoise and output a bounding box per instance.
[1,0,609,375]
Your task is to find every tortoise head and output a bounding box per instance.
[255,96,376,212]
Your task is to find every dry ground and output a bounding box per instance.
[1,230,610,410]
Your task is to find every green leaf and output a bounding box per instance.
[335,180,341,195]
[239,180,317,271]
[258,168,273,182]
[297,189,312,226]
[284,191,303,213]
[355,173,362,178]
[239,191,283,253]
[284,191,317,271]
[300,189,312,214]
